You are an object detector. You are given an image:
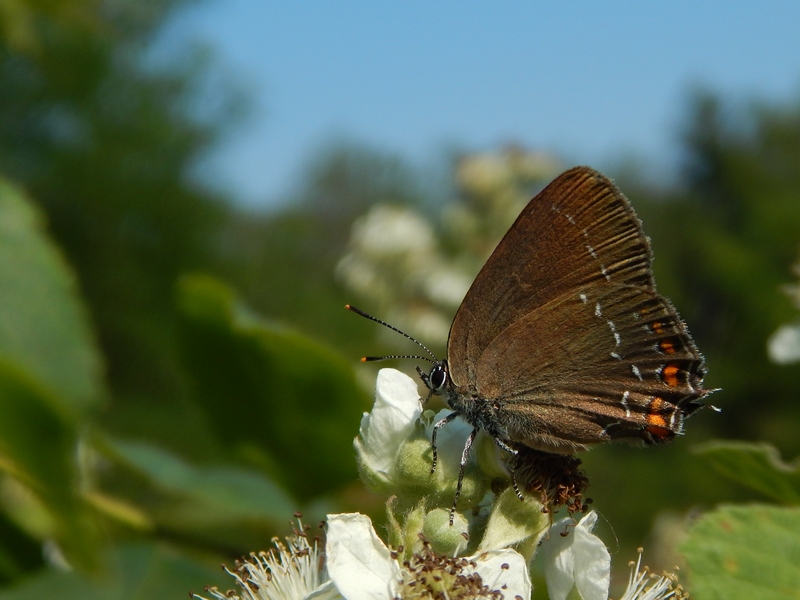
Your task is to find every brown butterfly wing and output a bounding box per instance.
[448,166,652,387]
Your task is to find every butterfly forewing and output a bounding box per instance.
[448,167,654,388]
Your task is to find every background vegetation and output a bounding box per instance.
[0,1,799,598]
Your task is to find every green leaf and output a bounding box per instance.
[694,441,800,504]
[680,504,800,599]
[0,177,104,415]
[0,178,105,572]
[175,274,370,501]
[108,437,294,526]
[0,360,101,572]
[0,542,227,600]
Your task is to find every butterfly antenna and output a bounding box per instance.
[345,304,437,362]
[360,354,434,363]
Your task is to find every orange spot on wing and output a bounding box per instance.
[659,339,676,355]
[646,397,672,439]
[662,363,681,387]
[651,321,665,334]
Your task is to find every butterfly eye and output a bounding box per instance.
[429,363,448,390]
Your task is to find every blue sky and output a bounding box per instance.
[162,2,800,208]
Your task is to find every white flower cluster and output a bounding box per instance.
[195,511,610,600]
[196,369,686,600]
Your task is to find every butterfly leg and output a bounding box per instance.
[430,411,459,474]
[511,473,524,501]
[450,427,478,525]
[490,438,523,500]
[493,437,517,455]
[416,366,435,402]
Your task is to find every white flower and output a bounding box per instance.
[354,368,477,502]
[353,368,422,486]
[192,516,335,600]
[619,548,687,600]
[456,154,513,196]
[349,205,436,257]
[769,255,800,365]
[768,322,800,364]
[325,513,400,600]
[422,265,473,309]
[335,204,439,306]
[537,511,611,600]
[326,513,531,599]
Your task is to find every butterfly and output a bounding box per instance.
[349,166,713,515]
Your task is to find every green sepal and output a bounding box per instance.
[479,486,550,557]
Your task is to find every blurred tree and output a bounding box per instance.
[0,0,98,54]
[221,141,429,357]
[336,146,562,353]
[0,0,239,416]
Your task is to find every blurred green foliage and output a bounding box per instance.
[0,1,374,596]
[0,0,799,597]
[175,274,368,501]
[0,0,235,409]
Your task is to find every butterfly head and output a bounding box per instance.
[417,360,450,400]
[345,304,449,400]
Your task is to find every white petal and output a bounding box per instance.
[471,548,532,599]
[358,369,422,477]
[539,517,577,600]
[538,512,610,600]
[325,513,399,600]
[572,512,611,600]
[305,580,344,600]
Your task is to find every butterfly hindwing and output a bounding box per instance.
[471,283,707,451]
